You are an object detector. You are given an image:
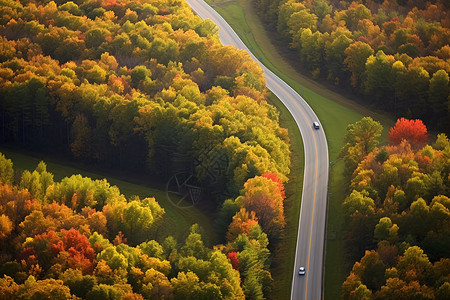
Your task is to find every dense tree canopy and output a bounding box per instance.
[340,118,450,299]
[0,154,277,299]
[0,0,291,199]
[0,0,291,298]
[253,0,450,133]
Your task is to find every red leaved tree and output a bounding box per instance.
[21,228,96,275]
[60,228,96,273]
[388,118,428,148]
[227,251,240,271]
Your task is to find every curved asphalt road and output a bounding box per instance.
[185,1,329,299]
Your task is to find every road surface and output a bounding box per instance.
[184,1,330,299]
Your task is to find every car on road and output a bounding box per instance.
[298,266,306,275]
[313,122,320,129]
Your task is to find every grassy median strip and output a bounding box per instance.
[207,0,392,299]
[0,147,218,246]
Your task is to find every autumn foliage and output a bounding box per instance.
[340,118,450,299]
[253,0,450,133]
[0,154,254,299]
[0,0,287,297]
[262,172,286,199]
[0,0,292,297]
[20,228,96,274]
[227,252,240,271]
[388,118,429,147]
[0,0,290,199]
[226,208,258,242]
[242,176,286,239]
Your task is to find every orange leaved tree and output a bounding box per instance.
[388,118,428,148]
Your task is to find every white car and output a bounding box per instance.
[313,122,320,129]
[298,266,306,275]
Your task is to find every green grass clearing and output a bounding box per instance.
[207,0,394,299]
[0,147,218,246]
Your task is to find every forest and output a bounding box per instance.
[252,0,450,133]
[0,153,283,299]
[339,117,450,299]
[0,0,290,196]
[0,0,291,298]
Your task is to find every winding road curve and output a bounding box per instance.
[185,1,329,299]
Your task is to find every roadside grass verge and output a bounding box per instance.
[207,0,393,299]
[268,92,304,299]
[0,147,218,246]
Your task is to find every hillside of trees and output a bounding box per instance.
[339,117,450,299]
[0,0,291,198]
[0,152,289,299]
[0,0,293,298]
[252,0,450,133]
